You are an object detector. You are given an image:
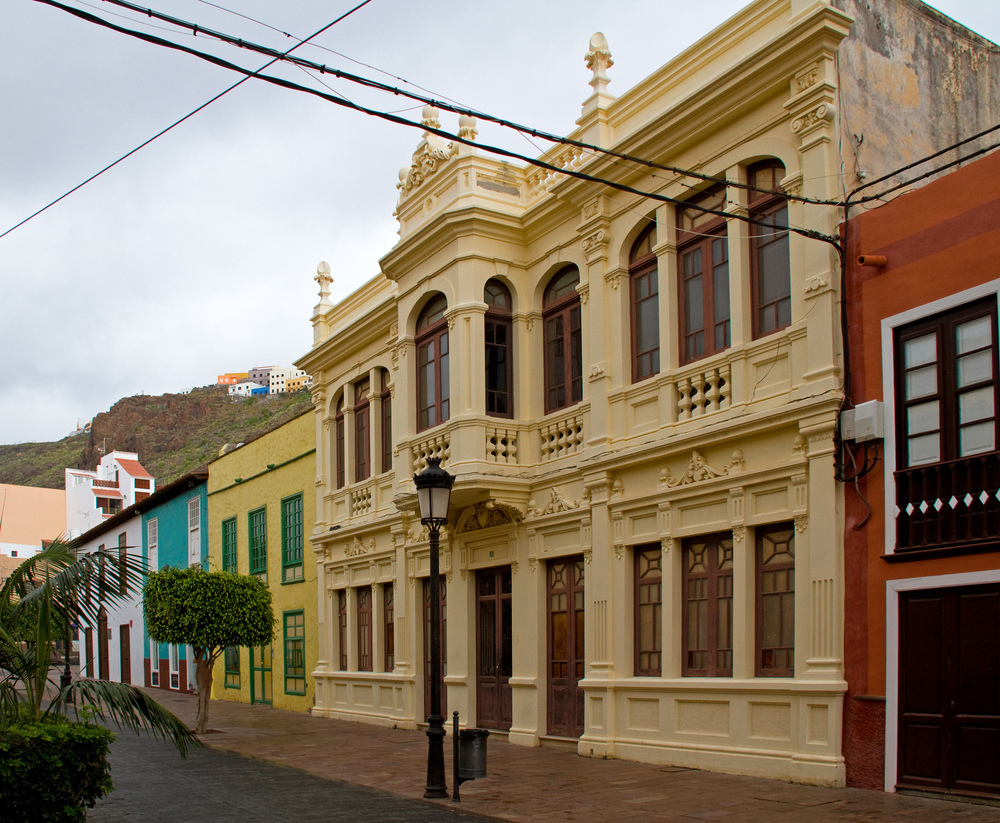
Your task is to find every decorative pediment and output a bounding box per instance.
[527,488,580,517]
[660,450,745,487]
[459,501,524,533]
[345,536,376,557]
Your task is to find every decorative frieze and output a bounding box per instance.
[528,488,580,517]
[459,500,524,532]
[660,450,745,487]
[345,536,376,557]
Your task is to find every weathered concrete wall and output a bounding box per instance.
[834,0,1000,200]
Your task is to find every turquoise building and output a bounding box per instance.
[139,470,209,692]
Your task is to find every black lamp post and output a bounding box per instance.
[413,456,454,799]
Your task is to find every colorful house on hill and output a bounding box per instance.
[65,450,155,536]
[207,411,317,712]
[842,148,1000,799]
[296,0,1000,788]
[139,470,209,693]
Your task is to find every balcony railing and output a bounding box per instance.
[540,409,585,461]
[895,453,1000,550]
[486,424,519,465]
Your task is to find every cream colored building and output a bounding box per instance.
[298,0,1000,787]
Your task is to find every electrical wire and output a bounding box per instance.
[25,0,843,250]
[3,0,373,241]
[96,0,841,208]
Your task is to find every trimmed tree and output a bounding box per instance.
[144,568,274,734]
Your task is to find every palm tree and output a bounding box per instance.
[0,539,197,756]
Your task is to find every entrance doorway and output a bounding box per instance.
[547,555,585,737]
[898,583,1000,797]
[422,577,447,721]
[476,566,512,731]
[119,624,131,684]
[98,608,109,681]
[251,644,273,705]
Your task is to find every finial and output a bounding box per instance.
[585,32,613,95]
[458,114,478,141]
[421,105,442,133]
[315,261,333,307]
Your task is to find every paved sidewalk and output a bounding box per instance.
[126,689,997,822]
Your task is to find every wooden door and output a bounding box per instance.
[422,577,447,720]
[477,567,513,731]
[251,644,272,704]
[547,556,585,737]
[119,624,131,684]
[898,584,1000,797]
[98,608,109,681]
[84,628,94,678]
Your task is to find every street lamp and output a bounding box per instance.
[413,456,454,799]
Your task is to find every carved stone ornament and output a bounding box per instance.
[791,102,836,135]
[527,489,580,517]
[732,524,746,543]
[460,500,525,533]
[583,548,593,564]
[795,66,819,93]
[661,450,745,487]
[585,32,613,94]
[528,557,538,572]
[582,229,606,255]
[804,274,831,295]
[794,515,809,533]
[345,536,376,557]
[397,107,458,195]
[614,544,625,560]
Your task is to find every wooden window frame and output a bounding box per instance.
[224,646,240,689]
[281,493,304,584]
[629,225,660,383]
[380,371,392,474]
[895,297,999,469]
[748,160,791,339]
[335,395,346,489]
[283,610,306,695]
[118,533,128,596]
[354,378,371,482]
[677,187,730,365]
[357,586,373,672]
[383,582,394,672]
[221,517,237,573]
[416,295,450,432]
[485,279,514,418]
[543,266,583,414]
[337,590,347,671]
[755,522,795,677]
[634,544,662,676]
[682,533,734,677]
[248,507,267,580]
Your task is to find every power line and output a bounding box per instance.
[97,0,838,208]
[3,0,373,241]
[38,0,840,248]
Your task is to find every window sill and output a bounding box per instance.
[883,540,1000,562]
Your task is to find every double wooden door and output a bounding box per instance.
[251,644,272,705]
[476,567,512,731]
[898,584,1000,798]
[548,556,585,737]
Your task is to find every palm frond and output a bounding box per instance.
[49,679,201,758]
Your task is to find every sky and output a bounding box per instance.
[1,0,998,446]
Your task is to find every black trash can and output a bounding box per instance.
[458,728,489,780]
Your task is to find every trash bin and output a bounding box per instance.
[458,728,489,780]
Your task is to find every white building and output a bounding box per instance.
[65,451,154,536]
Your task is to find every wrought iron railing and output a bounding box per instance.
[895,453,1000,550]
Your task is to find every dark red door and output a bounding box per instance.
[477,567,512,731]
[548,556,585,737]
[898,584,1000,797]
[423,577,447,721]
[98,608,109,681]
[84,627,94,678]
[119,624,131,684]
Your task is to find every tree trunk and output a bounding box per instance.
[194,648,214,734]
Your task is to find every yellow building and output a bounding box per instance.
[296,0,998,787]
[207,410,317,713]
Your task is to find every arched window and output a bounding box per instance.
[379,369,392,474]
[678,186,730,364]
[334,394,345,489]
[543,266,582,413]
[749,160,791,337]
[354,377,371,482]
[629,224,659,382]
[485,280,513,417]
[416,294,449,431]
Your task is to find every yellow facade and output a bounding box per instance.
[207,410,318,713]
[295,0,986,787]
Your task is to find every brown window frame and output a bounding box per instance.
[485,279,514,418]
[380,371,392,474]
[337,590,347,671]
[895,297,999,469]
[682,533,733,677]
[357,586,373,672]
[354,378,371,482]
[118,533,128,596]
[543,266,582,414]
[335,395,345,489]
[629,225,660,383]
[748,160,791,338]
[383,582,394,672]
[755,523,795,677]
[634,544,662,676]
[677,187,730,365]
[416,294,450,432]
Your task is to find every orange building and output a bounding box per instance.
[842,148,1000,798]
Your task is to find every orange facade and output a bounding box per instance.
[843,149,1000,794]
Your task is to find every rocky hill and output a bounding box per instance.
[0,387,313,490]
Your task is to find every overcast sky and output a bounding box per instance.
[1,0,998,446]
